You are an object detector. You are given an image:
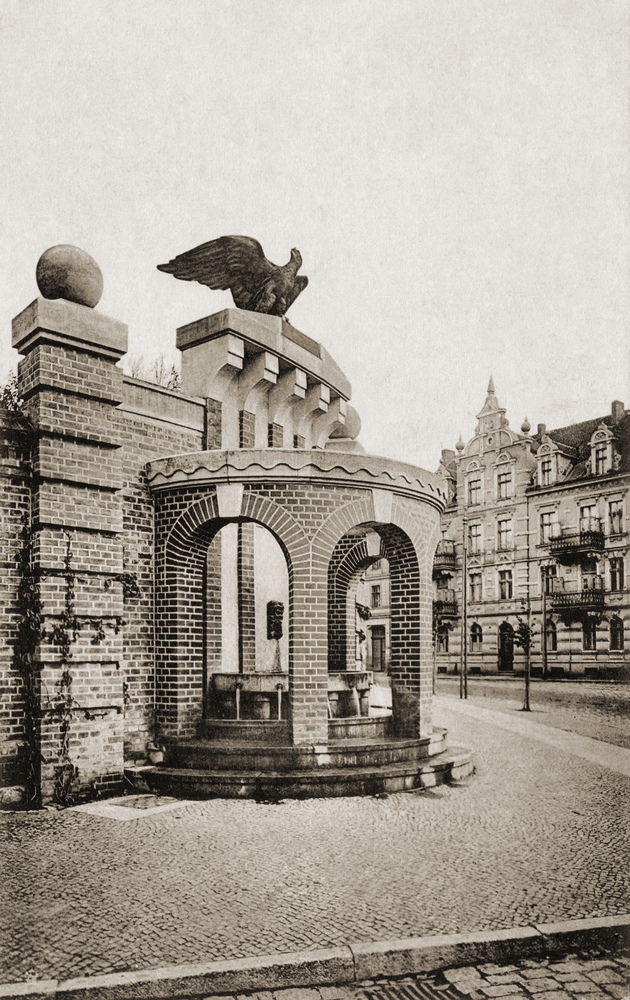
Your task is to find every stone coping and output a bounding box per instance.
[145,448,448,506]
[175,307,351,400]
[2,915,627,999]
[12,297,128,358]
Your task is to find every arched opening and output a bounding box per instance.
[498,621,514,672]
[204,522,290,721]
[546,618,557,652]
[157,502,293,737]
[610,616,624,651]
[470,622,483,651]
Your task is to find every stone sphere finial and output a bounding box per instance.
[36,245,103,308]
[521,416,531,435]
[456,434,465,452]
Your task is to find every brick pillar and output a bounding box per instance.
[205,533,222,708]
[237,522,256,672]
[268,422,284,447]
[12,297,128,803]
[239,411,255,448]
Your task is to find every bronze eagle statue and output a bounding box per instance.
[157,236,308,319]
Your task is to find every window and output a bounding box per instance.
[541,564,557,595]
[610,557,624,592]
[580,504,598,531]
[540,511,557,543]
[436,625,449,653]
[545,619,557,652]
[470,622,483,650]
[468,523,481,554]
[497,518,512,551]
[609,500,623,535]
[594,445,607,476]
[499,569,513,600]
[469,572,482,602]
[468,478,481,505]
[436,574,449,591]
[540,458,552,486]
[583,620,597,651]
[497,469,511,499]
[610,616,624,651]
[371,585,381,609]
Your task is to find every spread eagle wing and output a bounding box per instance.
[157,236,276,311]
[285,274,309,312]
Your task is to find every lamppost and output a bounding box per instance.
[460,516,468,699]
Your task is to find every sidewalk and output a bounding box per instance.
[2,698,629,996]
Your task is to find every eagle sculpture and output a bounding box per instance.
[157,235,308,320]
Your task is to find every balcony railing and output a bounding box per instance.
[548,577,605,611]
[433,589,458,617]
[433,540,456,574]
[547,518,604,558]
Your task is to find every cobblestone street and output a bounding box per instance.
[1,688,629,988]
[213,951,630,1000]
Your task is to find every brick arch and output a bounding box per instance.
[157,490,309,739]
[328,536,387,670]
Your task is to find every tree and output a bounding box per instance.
[123,353,181,390]
[1,370,20,411]
[513,615,535,711]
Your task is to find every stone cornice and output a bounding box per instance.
[146,449,448,509]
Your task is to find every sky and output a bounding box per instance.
[0,0,628,471]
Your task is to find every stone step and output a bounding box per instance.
[125,746,474,800]
[163,728,448,773]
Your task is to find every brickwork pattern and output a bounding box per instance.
[0,408,30,786]
[268,421,284,447]
[327,536,386,670]
[240,410,256,449]
[205,398,222,450]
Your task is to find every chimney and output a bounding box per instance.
[611,400,625,425]
[537,423,546,437]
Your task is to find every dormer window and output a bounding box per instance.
[537,441,557,487]
[589,424,617,477]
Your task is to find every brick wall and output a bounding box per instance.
[0,407,31,787]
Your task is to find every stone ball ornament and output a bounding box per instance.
[36,245,104,308]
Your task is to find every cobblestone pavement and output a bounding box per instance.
[2,696,629,987]
[435,680,630,750]
[213,952,630,1000]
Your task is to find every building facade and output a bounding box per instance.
[433,380,630,680]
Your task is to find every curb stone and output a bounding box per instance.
[0,916,628,1000]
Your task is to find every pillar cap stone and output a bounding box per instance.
[12,297,128,360]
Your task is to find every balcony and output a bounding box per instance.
[547,518,604,562]
[433,540,456,576]
[548,577,605,617]
[433,589,458,617]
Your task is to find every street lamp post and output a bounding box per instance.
[461,517,468,699]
